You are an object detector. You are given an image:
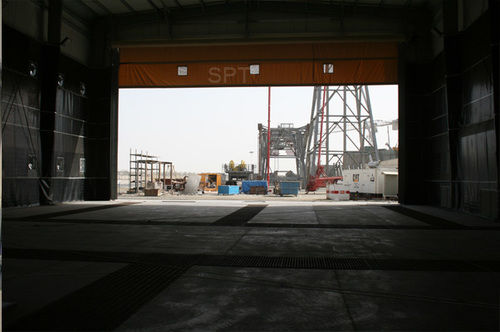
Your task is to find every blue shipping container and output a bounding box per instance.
[218,185,239,195]
[279,181,300,196]
[241,180,268,194]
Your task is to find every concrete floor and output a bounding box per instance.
[3,199,500,331]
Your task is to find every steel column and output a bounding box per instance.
[365,86,380,162]
[491,0,500,220]
[39,0,63,204]
[443,0,461,209]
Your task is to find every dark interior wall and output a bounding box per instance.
[2,26,42,206]
[2,25,116,206]
[455,14,497,215]
[85,60,118,201]
[491,0,500,220]
[425,53,451,208]
[51,56,89,203]
[400,3,499,220]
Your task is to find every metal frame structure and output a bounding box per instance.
[305,85,379,181]
[128,149,173,193]
[128,149,158,193]
[140,159,173,191]
[258,123,309,185]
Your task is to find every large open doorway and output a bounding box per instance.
[117,85,398,199]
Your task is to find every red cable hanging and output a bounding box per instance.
[267,86,271,186]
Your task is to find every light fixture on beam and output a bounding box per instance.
[250,64,260,75]
[177,65,188,76]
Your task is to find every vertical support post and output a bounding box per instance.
[326,87,330,174]
[40,0,62,204]
[312,87,321,171]
[317,86,327,168]
[170,163,173,189]
[343,86,347,170]
[490,0,500,220]
[365,86,380,162]
[258,124,262,176]
[109,49,119,199]
[398,46,407,204]
[135,150,138,192]
[267,86,271,186]
[150,161,153,188]
[304,87,318,187]
[128,148,132,191]
[142,161,145,191]
[356,86,364,161]
[443,0,461,209]
[163,163,166,190]
[0,1,2,224]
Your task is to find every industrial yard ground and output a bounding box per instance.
[3,199,500,331]
[119,190,349,201]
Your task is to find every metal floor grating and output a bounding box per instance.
[5,248,500,272]
[201,255,500,272]
[6,247,500,330]
[6,217,499,230]
[6,263,189,331]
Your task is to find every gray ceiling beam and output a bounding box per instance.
[91,0,113,15]
[110,1,427,24]
[62,6,90,26]
[157,0,173,37]
[107,0,431,46]
[146,0,164,15]
[199,0,206,11]
[173,0,184,9]
[119,0,136,12]
[31,0,91,32]
[146,0,173,20]
[175,1,421,20]
[77,0,100,17]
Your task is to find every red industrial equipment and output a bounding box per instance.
[306,165,342,192]
[306,86,342,192]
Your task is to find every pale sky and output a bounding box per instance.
[118,85,398,173]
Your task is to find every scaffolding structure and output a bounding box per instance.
[258,123,308,184]
[138,159,173,191]
[128,150,158,193]
[305,85,379,182]
[128,149,174,194]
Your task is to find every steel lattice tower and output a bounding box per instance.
[258,123,309,185]
[305,86,379,181]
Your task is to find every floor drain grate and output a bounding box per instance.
[6,218,500,230]
[213,205,267,226]
[203,256,372,270]
[5,248,500,272]
[7,263,189,331]
[199,255,500,272]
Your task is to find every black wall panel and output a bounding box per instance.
[2,27,42,206]
[402,8,499,219]
[455,14,497,214]
[2,25,114,207]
